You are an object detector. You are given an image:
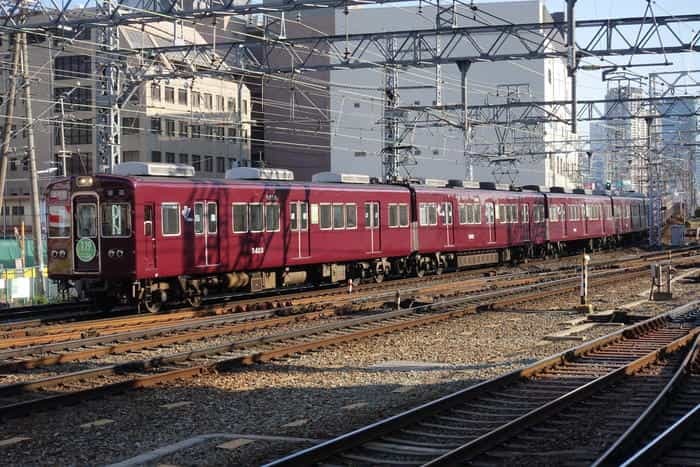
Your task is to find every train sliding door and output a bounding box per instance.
[73,194,100,273]
[290,202,310,259]
[364,202,381,253]
[485,202,496,243]
[193,201,220,266]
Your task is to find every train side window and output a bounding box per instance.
[332,204,345,229]
[300,203,309,230]
[161,203,181,236]
[144,205,153,237]
[346,204,357,229]
[265,203,280,232]
[399,204,409,227]
[101,203,131,237]
[388,204,399,228]
[289,203,298,231]
[207,202,217,234]
[194,202,204,234]
[373,202,380,228]
[232,204,248,233]
[459,204,467,225]
[249,203,264,232]
[473,204,481,224]
[319,204,332,230]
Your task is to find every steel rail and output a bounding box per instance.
[263,301,700,466]
[0,267,659,419]
[593,336,700,466]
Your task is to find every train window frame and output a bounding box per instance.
[388,204,399,228]
[419,203,437,226]
[194,202,205,235]
[232,203,248,233]
[249,203,264,233]
[345,204,357,229]
[458,204,467,225]
[265,203,280,232]
[319,203,332,230]
[442,202,453,225]
[100,202,132,238]
[332,204,345,230]
[161,203,181,237]
[207,202,218,234]
[76,203,97,238]
[399,204,409,227]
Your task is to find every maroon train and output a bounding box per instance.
[46,163,648,312]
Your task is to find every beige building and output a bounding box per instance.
[0,20,251,233]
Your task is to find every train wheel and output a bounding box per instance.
[140,294,162,313]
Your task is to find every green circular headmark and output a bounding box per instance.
[76,238,97,262]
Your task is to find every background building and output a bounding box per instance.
[0,20,252,234]
[260,0,580,187]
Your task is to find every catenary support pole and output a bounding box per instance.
[20,32,45,295]
[0,35,22,234]
[458,60,472,180]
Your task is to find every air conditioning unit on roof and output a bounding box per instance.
[112,162,194,177]
[311,172,370,184]
[225,167,294,181]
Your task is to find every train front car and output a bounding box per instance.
[46,174,136,305]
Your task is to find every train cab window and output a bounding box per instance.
[232,204,247,233]
[77,203,97,237]
[346,204,357,229]
[48,204,71,238]
[265,203,280,232]
[249,203,264,232]
[194,203,205,234]
[319,204,332,230]
[207,202,218,234]
[161,203,181,236]
[399,204,409,227]
[101,203,131,237]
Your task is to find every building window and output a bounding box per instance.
[164,86,175,104]
[54,87,92,111]
[204,155,213,172]
[227,98,235,112]
[122,150,139,162]
[165,119,175,136]
[191,154,201,171]
[151,151,162,162]
[178,89,188,105]
[353,102,360,108]
[205,126,214,139]
[178,121,188,137]
[179,153,188,164]
[150,83,161,102]
[150,117,161,134]
[54,55,91,80]
[216,95,224,111]
[204,93,212,109]
[58,119,92,145]
[9,158,16,171]
[55,153,92,175]
[191,124,200,138]
[166,152,175,163]
[216,157,225,173]
[192,92,201,108]
[122,117,139,135]
[242,99,248,114]
[227,158,236,169]
[354,151,366,157]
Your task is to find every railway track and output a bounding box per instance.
[1,245,695,331]
[265,302,700,467]
[0,265,659,419]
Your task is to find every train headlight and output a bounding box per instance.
[76,176,93,187]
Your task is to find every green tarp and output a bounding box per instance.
[0,239,44,268]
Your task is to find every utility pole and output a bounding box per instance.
[566,0,578,134]
[0,35,22,233]
[382,37,400,183]
[20,32,46,295]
